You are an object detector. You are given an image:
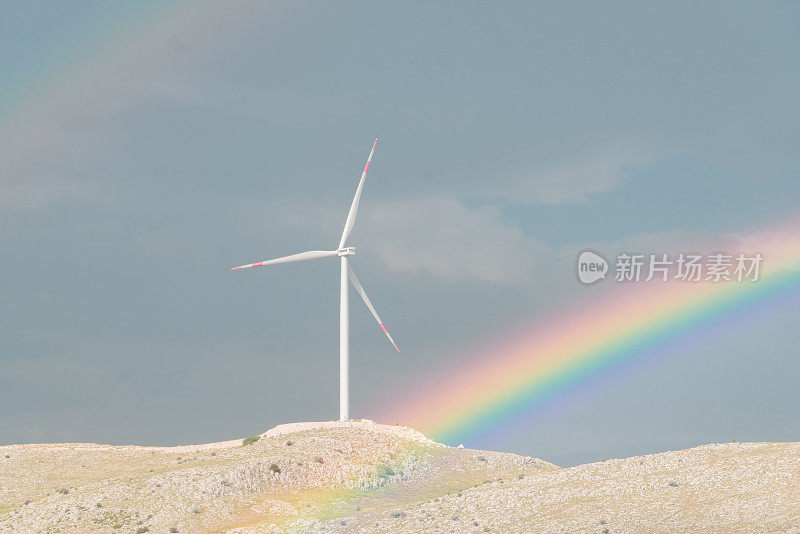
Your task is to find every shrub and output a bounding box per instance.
[270,463,281,474]
[315,456,324,464]
[286,440,294,446]
[136,528,149,534]
[170,528,179,533]
[242,435,260,446]
[377,465,395,478]
[58,488,69,495]
[390,511,406,518]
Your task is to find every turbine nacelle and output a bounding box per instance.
[337,247,356,257]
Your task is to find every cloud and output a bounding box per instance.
[356,198,553,287]
[263,195,553,287]
[490,143,658,205]
[270,194,771,290]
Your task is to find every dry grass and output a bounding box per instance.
[1,422,799,533]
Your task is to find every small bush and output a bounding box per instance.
[58,488,69,495]
[242,435,260,446]
[286,440,294,446]
[192,507,201,514]
[270,463,281,474]
[113,525,122,530]
[390,511,406,518]
[377,465,395,478]
[315,456,324,464]
[170,528,179,533]
[136,527,149,534]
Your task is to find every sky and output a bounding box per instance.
[1,1,799,466]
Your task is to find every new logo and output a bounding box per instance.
[577,251,608,284]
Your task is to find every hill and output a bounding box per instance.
[1,420,798,533]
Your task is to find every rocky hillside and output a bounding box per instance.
[1,421,798,533]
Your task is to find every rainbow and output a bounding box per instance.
[0,1,265,187]
[380,227,800,446]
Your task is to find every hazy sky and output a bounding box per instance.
[1,1,799,466]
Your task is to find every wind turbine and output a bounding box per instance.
[230,139,399,422]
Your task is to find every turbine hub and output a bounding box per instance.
[338,247,356,257]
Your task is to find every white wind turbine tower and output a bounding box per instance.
[230,139,398,422]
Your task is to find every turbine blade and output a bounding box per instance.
[347,264,399,352]
[338,138,377,249]
[230,250,338,270]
